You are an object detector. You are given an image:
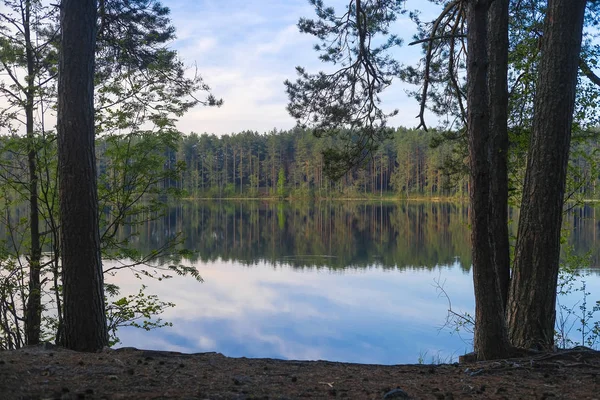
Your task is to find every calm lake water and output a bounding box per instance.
[110,201,600,364]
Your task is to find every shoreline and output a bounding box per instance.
[1,344,598,399]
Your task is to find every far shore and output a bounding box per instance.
[179,195,600,205]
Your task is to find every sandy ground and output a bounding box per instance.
[1,344,599,399]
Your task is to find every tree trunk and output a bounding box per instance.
[466,0,511,360]
[507,0,586,350]
[487,0,510,310]
[23,0,42,346]
[58,0,108,352]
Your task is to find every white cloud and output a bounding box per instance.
[108,258,475,362]
[255,24,306,55]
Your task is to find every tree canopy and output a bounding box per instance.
[287,0,598,359]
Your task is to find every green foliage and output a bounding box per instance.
[285,1,405,178]
[0,0,218,348]
[106,285,175,346]
[174,127,464,200]
[277,167,286,198]
[0,257,26,349]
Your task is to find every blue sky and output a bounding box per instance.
[167,0,442,136]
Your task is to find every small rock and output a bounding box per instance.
[291,376,297,382]
[233,375,252,385]
[383,388,410,399]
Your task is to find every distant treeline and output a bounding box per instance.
[1,127,597,201]
[173,127,464,199]
[172,127,600,201]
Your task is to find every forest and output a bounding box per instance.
[173,127,600,200]
[4,124,598,203]
[0,0,598,368]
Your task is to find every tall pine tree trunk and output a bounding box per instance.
[466,0,511,360]
[487,0,510,310]
[24,0,41,345]
[507,0,586,350]
[58,0,108,352]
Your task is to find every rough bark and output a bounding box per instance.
[23,0,42,346]
[466,0,511,360]
[25,85,41,346]
[58,0,108,352]
[486,0,510,310]
[507,0,587,350]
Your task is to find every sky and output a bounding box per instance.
[167,0,442,136]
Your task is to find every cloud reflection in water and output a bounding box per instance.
[110,259,475,364]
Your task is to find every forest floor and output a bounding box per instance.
[1,344,599,399]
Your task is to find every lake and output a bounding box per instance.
[109,201,600,364]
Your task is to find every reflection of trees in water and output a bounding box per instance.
[127,201,476,271]
[3,201,599,272]
[117,201,600,271]
[566,205,600,267]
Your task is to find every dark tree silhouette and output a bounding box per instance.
[57,0,108,352]
[507,0,587,350]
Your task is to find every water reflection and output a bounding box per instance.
[110,201,600,364]
[112,259,474,364]
[124,201,474,270]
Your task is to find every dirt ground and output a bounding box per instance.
[1,344,599,399]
